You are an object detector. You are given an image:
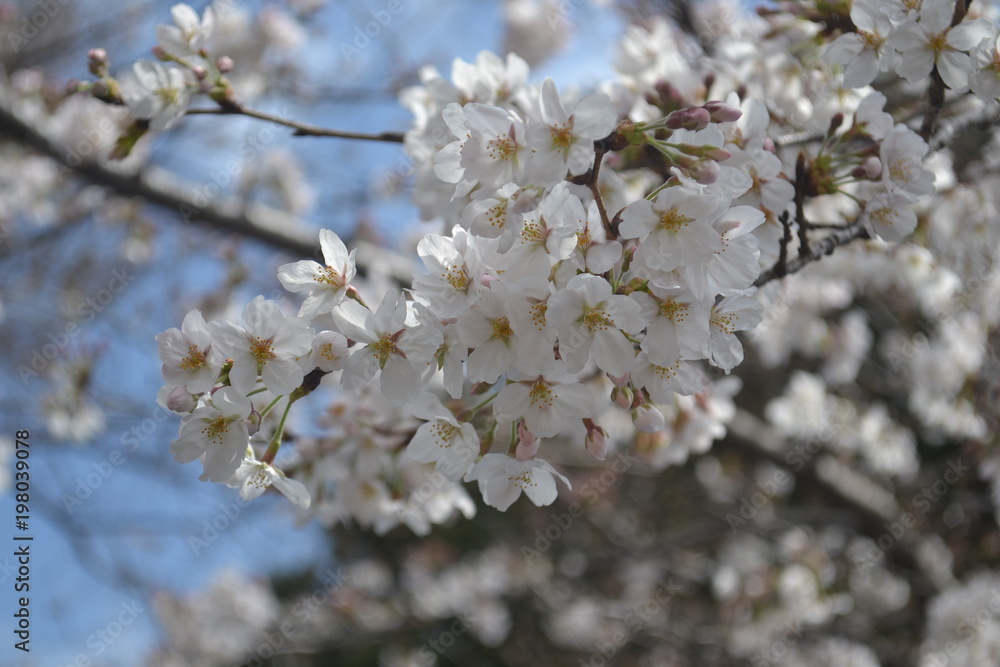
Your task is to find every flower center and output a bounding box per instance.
[202,416,231,445]
[659,299,688,322]
[441,263,470,292]
[529,380,555,408]
[711,312,737,334]
[492,316,514,341]
[431,421,459,447]
[315,266,346,287]
[249,336,276,364]
[487,135,516,161]
[529,302,548,331]
[583,309,613,332]
[659,208,691,232]
[371,336,398,365]
[549,123,574,151]
[180,344,207,371]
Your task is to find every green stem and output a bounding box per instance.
[261,397,296,464]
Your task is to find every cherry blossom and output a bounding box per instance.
[277,229,357,320]
[170,387,253,483]
[156,309,223,394]
[465,453,570,511]
[210,296,314,396]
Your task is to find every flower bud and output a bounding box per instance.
[191,65,207,81]
[515,421,539,460]
[166,386,197,413]
[585,422,609,461]
[151,45,169,61]
[689,158,720,184]
[245,410,262,437]
[217,56,235,73]
[702,100,742,123]
[632,404,665,433]
[861,156,882,179]
[665,107,711,131]
[612,385,633,409]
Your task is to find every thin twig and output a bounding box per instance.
[185,105,406,143]
[755,222,869,286]
[587,146,615,239]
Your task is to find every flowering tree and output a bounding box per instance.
[7,0,1000,664]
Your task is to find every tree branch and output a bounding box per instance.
[755,222,869,287]
[185,105,406,143]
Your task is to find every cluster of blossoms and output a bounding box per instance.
[141,0,971,531]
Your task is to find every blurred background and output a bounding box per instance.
[3,0,1000,666]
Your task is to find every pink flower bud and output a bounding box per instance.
[166,386,197,413]
[665,107,711,131]
[612,386,633,410]
[151,45,169,61]
[585,425,609,461]
[515,421,539,460]
[689,159,720,184]
[861,156,882,179]
[702,100,743,123]
[217,56,235,73]
[88,48,108,66]
[191,65,207,80]
[632,404,665,433]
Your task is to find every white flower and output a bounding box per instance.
[227,454,311,508]
[156,309,223,393]
[891,5,994,91]
[125,60,191,131]
[412,229,485,318]
[156,3,214,56]
[631,352,706,401]
[501,182,580,278]
[210,296,315,396]
[309,330,348,372]
[277,229,357,320]
[824,0,898,88]
[861,191,918,242]
[709,295,763,373]
[456,289,519,384]
[618,186,724,276]
[629,285,709,366]
[332,290,442,406]
[170,387,252,482]
[548,274,643,377]
[406,393,479,481]
[969,31,1000,101]
[465,453,570,511]
[880,125,934,198]
[493,362,594,437]
[526,78,617,185]
[446,102,528,189]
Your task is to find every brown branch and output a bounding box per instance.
[920,0,972,141]
[755,222,870,287]
[587,146,615,239]
[185,105,406,143]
